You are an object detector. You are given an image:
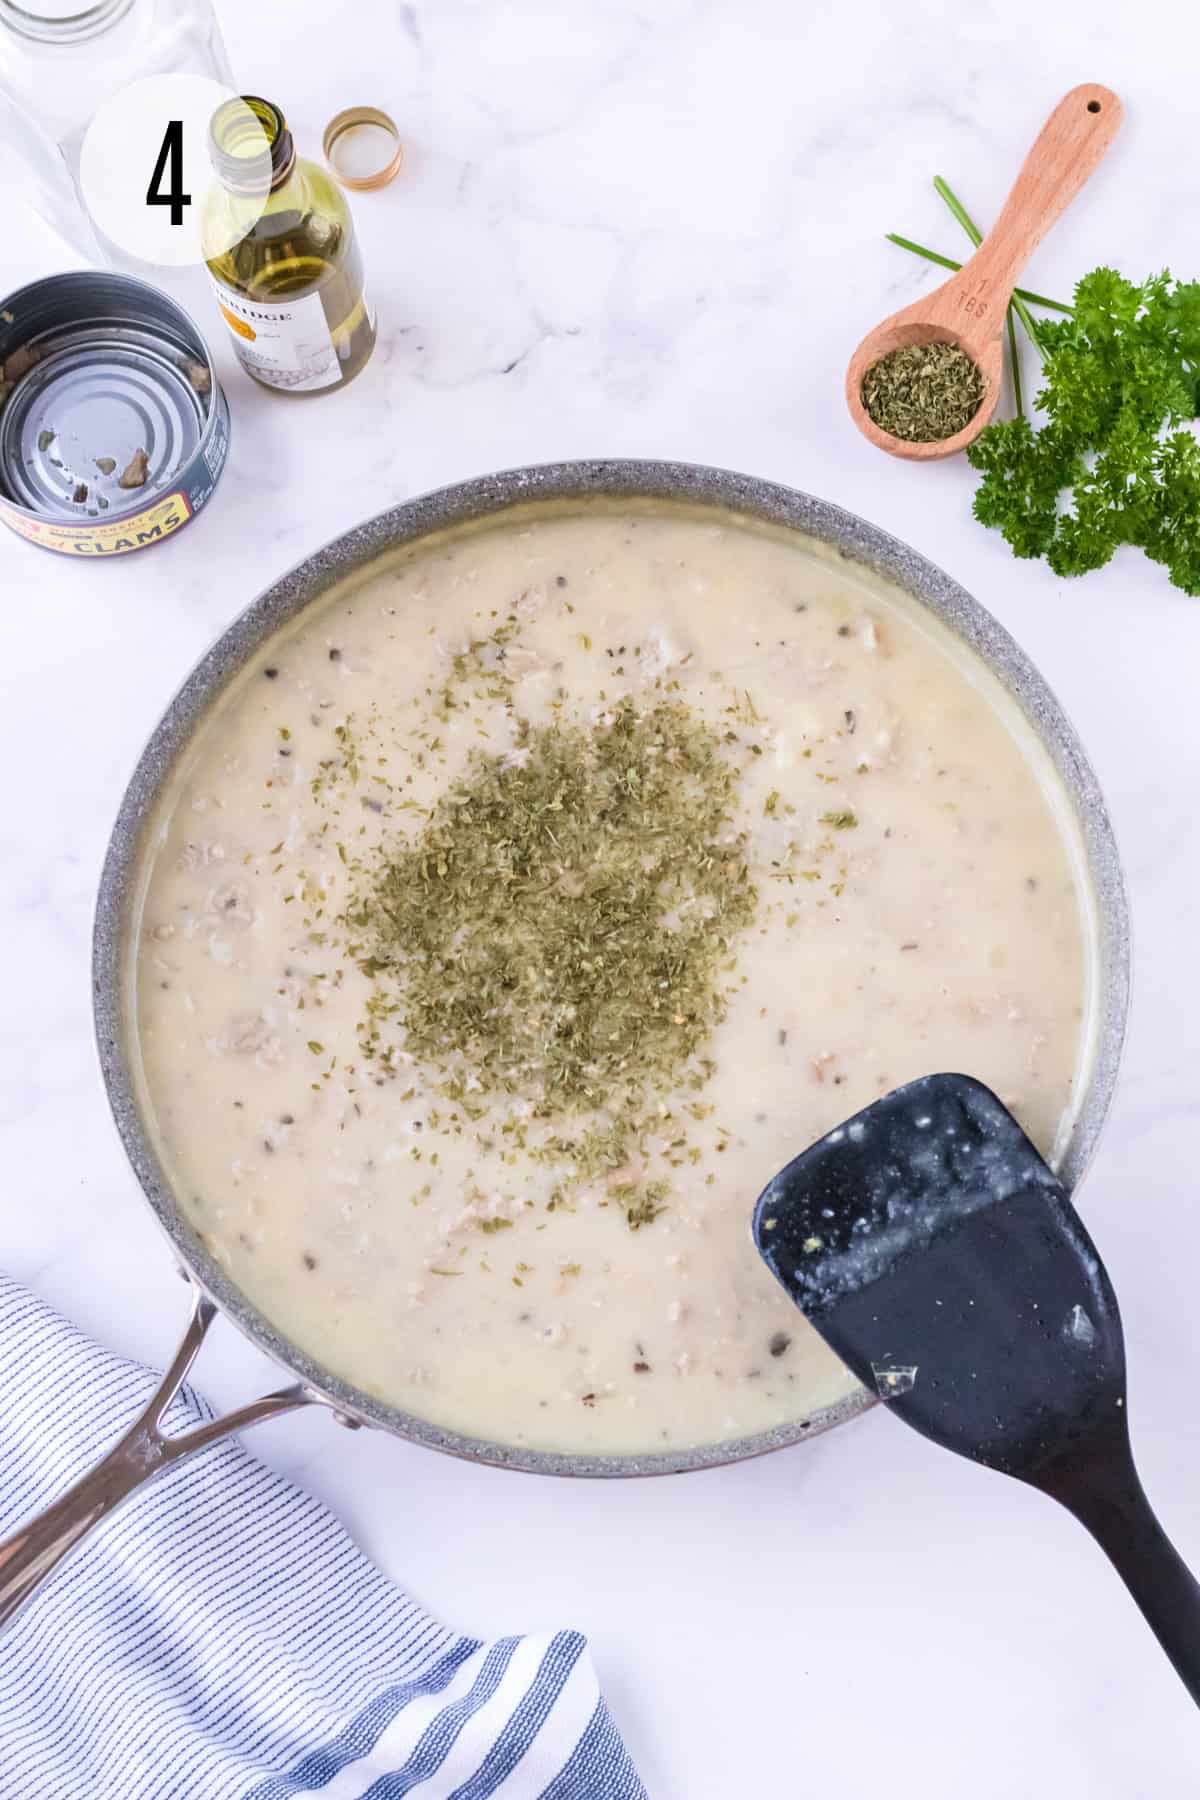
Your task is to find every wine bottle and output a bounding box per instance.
[204,95,376,396]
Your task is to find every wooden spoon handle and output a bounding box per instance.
[943,84,1122,341]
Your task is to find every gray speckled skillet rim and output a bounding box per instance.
[93,458,1131,1479]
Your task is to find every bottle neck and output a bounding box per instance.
[210,95,297,198]
[269,148,298,193]
[0,0,136,43]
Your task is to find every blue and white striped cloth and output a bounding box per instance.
[0,1275,647,1800]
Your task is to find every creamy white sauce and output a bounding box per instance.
[133,507,1094,1454]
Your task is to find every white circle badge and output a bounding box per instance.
[79,76,271,269]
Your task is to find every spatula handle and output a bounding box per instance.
[1050,1448,1200,1707]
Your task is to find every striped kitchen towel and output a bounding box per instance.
[0,1274,647,1800]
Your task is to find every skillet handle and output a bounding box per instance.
[0,1286,312,1632]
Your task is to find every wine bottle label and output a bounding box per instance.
[210,280,343,392]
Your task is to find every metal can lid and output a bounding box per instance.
[322,106,404,192]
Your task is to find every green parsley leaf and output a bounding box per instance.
[967,268,1200,594]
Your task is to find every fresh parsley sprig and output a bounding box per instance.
[888,188,1200,594]
[969,269,1200,593]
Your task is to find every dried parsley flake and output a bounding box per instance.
[861,341,984,443]
[345,696,758,1119]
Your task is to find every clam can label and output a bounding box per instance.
[0,490,193,556]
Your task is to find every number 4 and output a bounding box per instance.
[146,120,191,227]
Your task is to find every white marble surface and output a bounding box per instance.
[4,0,1200,1790]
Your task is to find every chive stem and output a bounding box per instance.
[932,179,1049,357]
[1007,304,1024,418]
[884,234,1071,314]
[932,176,981,246]
[1010,295,1048,356]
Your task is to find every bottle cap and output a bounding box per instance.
[322,107,403,192]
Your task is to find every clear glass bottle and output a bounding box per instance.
[203,95,377,397]
[0,0,231,262]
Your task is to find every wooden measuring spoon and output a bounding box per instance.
[846,84,1123,460]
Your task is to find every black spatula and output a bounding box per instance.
[753,1071,1200,1705]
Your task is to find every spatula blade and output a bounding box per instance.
[752,1073,1126,1481]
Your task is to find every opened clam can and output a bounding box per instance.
[0,273,229,558]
